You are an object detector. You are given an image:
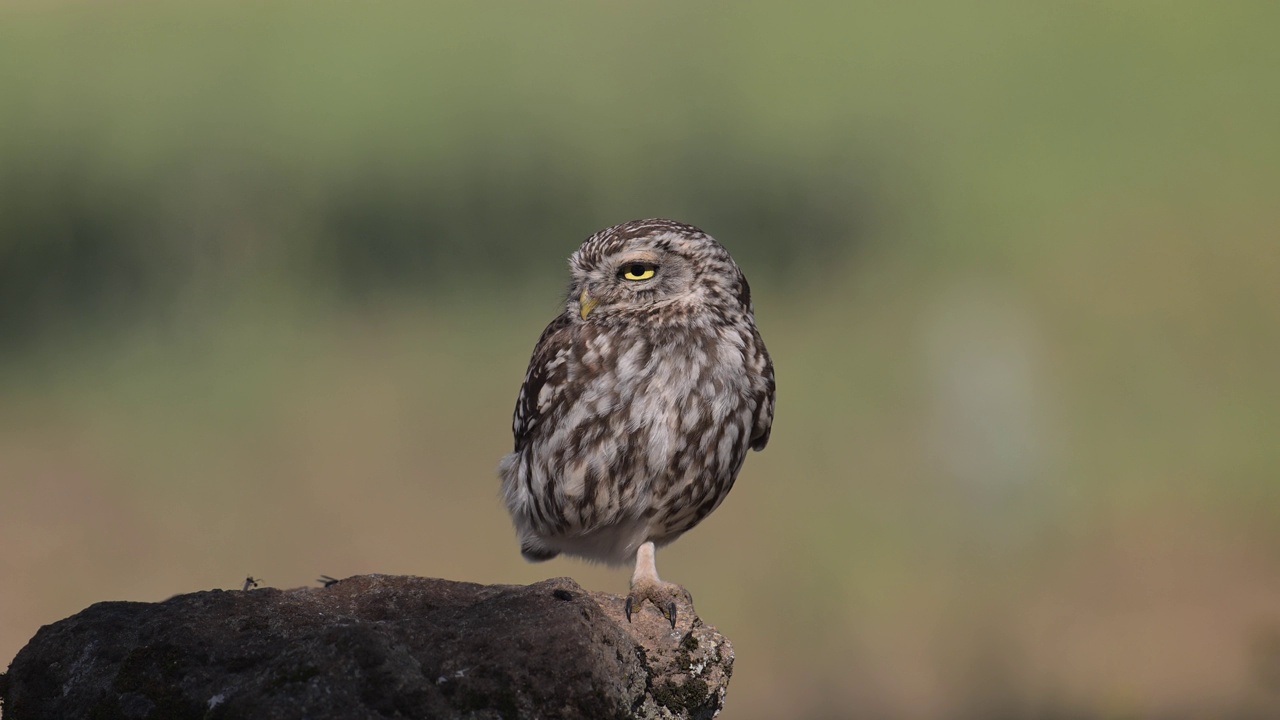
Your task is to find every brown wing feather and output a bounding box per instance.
[512,313,574,453]
[749,332,775,452]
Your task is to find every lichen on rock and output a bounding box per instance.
[1,575,733,720]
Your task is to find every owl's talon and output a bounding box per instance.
[626,571,693,630]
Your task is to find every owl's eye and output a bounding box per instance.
[620,263,657,281]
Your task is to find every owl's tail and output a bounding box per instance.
[520,541,560,563]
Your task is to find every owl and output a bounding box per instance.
[498,218,775,627]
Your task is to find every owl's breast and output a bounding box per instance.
[512,322,760,541]
[613,326,757,507]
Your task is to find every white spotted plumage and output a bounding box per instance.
[498,218,774,624]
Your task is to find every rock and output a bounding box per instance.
[1,575,733,720]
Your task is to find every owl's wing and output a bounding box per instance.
[512,313,575,453]
[749,333,775,452]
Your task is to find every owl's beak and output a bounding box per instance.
[579,289,600,320]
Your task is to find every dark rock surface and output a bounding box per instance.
[1,575,733,720]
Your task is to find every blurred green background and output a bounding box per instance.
[2,2,1279,717]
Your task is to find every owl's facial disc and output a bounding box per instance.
[581,256,656,319]
[575,244,699,321]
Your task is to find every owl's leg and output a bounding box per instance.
[625,541,693,629]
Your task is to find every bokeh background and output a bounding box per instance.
[2,2,1279,718]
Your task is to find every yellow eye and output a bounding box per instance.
[621,263,657,281]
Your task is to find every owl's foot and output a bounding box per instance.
[626,541,693,629]
[625,579,693,629]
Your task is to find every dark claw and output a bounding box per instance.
[667,601,677,629]
[625,596,634,623]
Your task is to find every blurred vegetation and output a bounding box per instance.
[0,0,888,350]
[2,2,1279,719]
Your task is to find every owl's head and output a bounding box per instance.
[567,219,752,323]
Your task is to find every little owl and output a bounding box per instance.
[499,218,775,627]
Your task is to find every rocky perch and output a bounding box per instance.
[1,575,733,719]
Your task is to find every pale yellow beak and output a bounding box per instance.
[580,288,600,320]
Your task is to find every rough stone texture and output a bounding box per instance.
[1,575,732,720]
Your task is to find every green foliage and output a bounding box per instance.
[0,1,893,348]
[8,1,1273,349]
